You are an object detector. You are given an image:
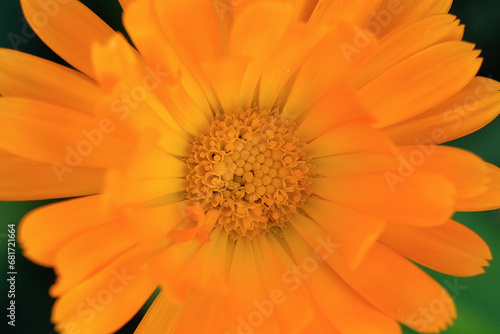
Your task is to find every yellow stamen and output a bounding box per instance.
[186,109,313,239]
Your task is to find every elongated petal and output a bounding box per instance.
[231,0,318,22]
[0,150,104,201]
[230,2,295,109]
[301,198,385,268]
[154,0,223,66]
[151,0,224,111]
[258,23,327,110]
[312,172,455,226]
[306,122,396,158]
[123,0,214,119]
[382,76,500,145]
[178,229,229,295]
[358,42,482,128]
[300,309,342,333]
[223,238,281,333]
[373,0,453,36]
[294,86,374,142]
[118,0,133,10]
[291,214,455,333]
[50,220,137,296]
[283,23,376,119]
[174,289,224,333]
[456,163,500,211]
[20,0,115,78]
[105,170,187,208]
[19,196,108,266]
[0,49,102,115]
[253,235,314,334]
[395,145,490,200]
[135,290,185,334]
[309,0,382,27]
[0,97,132,168]
[379,220,491,276]
[292,0,319,21]
[123,201,190,254]
[313,153,397,176]
[91,33,201,141]
[148,240,203,302]
[354,243,456,333]
[202,57,249,113]
[121,131,187,181]
[284,225,401,333]
[350,14,464,89]
[52,248,157,334]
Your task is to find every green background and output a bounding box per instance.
[0,0,499,333]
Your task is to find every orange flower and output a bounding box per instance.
[1,0,500,333]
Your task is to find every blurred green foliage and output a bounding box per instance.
[0,1,499,333]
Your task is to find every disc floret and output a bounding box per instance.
[187,109,313,239]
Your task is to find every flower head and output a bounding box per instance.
[1,0,500,333]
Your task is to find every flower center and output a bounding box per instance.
[186,109,313,239]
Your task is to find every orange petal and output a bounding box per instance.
[353,243,456,333]
[168,206,207,243]
[104,170,187,208]
[311,172,455,226]
[258,23,327,110]
[118,0,133,10]
[283,23,377,120]
[231,0,318,22]
[0,149,104,201]
[373,0,452,37]
[98,94,191,158]
[313,152,397,176]
[211,0,233,52]
[306,122,396,158]
[395,145,490,200]
[301,308,342,334]
[292,0,320,21]
[379,220,491,276]
[152,79,212,138]
[0,48,102,115]
[147,239,203,302]
[135,290,185,334]
[52,248,157,334]
[350,14,464,89]
[20,0,115,78]
[138,232,227,320]
[283,225,401,333]
[91,33,200,141]
[202,56,249,113]
[357,41,482,128]
[223,237,281,333]
[294,85,374,142]
[123,201,190,253]
[50,220,137,297]
[153,0,223,65]
[291,213,455,333]
[253,235,314,333]
[301,198,385,268]
[123,0,214,119]
[309,0,383,27]
[178,228,229,295]
[456,163,500,211]
[0,97,132,168]
[229,1,295,109]
[121,130,187,181]
[151,0,224,110]
[174,289,224,333]
[19,195,108,266]
[382,76,500,145]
